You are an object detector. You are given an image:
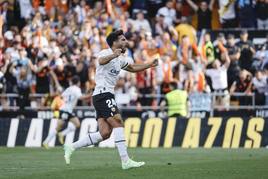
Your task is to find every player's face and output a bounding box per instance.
[116,35,128,52]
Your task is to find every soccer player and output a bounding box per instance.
[43,76,90,148]
[64,29,158,170]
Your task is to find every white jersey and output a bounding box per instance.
[60,85,82,113]
[93,48,132,96]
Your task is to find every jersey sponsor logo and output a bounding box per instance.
[109,69,120,76]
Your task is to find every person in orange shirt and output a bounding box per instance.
[178,35,201,92]
[179,35,200,65]
[160,32,177,61]
[136,36,158,107]
[159,55,174,94]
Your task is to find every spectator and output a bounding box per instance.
[186,0,215,31]
[76,60,89,92]
[237,0,255,28]
[146,0,164,21]
[226,33,241,87]
[252,70,268,105]
[155,13,168,35]
[74,0,87,24]
[178,35,200,66]
[132,10,151,33]
[205,52,230,108]
[213,33,228,61]
[10,65,34,110]
[158,55,174,94]
[135,36,157,106]
[35,57,51,94]
[252,44,267,71]
[157,0,176,26]
[236,30,256,73]
[255,0,268,29]
[202,32,215,66]
[230,69,253,105]
[175,17,197,45]
[160,32,177,61]
[218,0,237,28]
[19,0,33,20]
[0,1,14,30]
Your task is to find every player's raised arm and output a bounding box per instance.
[98,49,122,65]
[124,59,158,73]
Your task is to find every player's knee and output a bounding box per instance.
[113,115,124,127]
[56,126,61,132]
[100,129,112,140]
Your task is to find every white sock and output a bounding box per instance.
[43,128,57,144]
[59,122,76,136]
[72,132,103,149]
[114,127,129,162]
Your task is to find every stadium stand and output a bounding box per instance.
[0,0,267,112]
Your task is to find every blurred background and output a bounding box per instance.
[0,2,268,176]
[0,0,267,116]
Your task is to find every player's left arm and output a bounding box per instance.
[124,59,158,73]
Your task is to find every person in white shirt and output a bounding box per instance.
[252,70,268,105]
[43,76,91,148]
[19,0,33,19]
[64,29,158,170]
[206,52,230,108]
[157,0,176,26]
[218,0,237,28]
[133,10,152,33]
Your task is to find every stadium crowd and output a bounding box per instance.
[0,0,267,110]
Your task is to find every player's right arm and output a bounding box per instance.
[98,49,122,65]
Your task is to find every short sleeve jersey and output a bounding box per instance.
[92,49,132,96]
[60,85,82,113]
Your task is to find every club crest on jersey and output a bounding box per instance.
[109,69,120,76]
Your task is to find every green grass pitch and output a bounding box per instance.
[0,147,267,179]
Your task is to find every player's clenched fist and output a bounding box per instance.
[113,49,122,57]
[151,59,159,67]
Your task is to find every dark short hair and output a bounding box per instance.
[72,75,80,85]
[106,29,124,48]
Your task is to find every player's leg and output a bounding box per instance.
[43,119,65,149]
[63,118,112,164]
[58,117,80,144]
[107,114,145,170]
[72,118,111,149]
